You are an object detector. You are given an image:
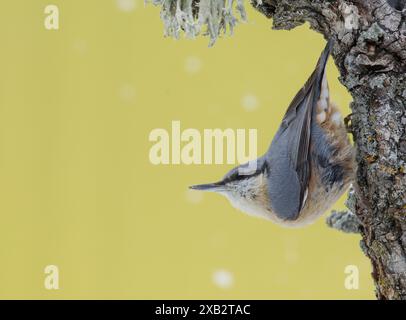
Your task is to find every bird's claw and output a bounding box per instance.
[344,113,354,135]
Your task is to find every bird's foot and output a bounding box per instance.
[344,113,354,135]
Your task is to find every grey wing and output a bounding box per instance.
[266,40,333,221]
[267,93,314,221]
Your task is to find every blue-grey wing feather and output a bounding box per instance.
[266,40,333,221]
[267,155,302,220]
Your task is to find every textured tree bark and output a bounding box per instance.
[251,0,406,300]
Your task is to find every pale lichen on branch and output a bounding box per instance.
[149,0,247,46]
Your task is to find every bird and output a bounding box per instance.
[189,40,355,227]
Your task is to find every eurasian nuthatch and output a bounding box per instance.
[190,40,355,227]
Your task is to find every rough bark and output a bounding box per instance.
[251,0,406,300]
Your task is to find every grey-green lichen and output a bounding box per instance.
[326,209,361,234]
[326,187,362,234]
[149,0,247,46]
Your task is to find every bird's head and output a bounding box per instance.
[189,159,271,218]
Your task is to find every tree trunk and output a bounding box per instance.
[252,0,406,300]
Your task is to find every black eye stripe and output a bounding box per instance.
[223,173,246,183]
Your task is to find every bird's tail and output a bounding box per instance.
[313,39,334,82]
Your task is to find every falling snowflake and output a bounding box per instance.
[73,39,88,55]
[241,94,259,112]
[184,56,202,74]
[116,0,137,12]
[185,189,204,204]
[212,269,234,289]
[118,84,136,103]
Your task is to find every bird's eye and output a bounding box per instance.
[223,169,240,183]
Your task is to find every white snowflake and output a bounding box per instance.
[184,56,202,74]
[185,189,204,204]
[73,39,88,55]
[118,84,136,103]
[116,0,137,12]
[241,94,259,112]
[212,269,234,289]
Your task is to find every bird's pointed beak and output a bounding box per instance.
[189,181,226,192]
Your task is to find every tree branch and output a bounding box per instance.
[326,187,362,234]
[326,210,361,234]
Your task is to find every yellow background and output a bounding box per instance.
[0,0,374,299]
